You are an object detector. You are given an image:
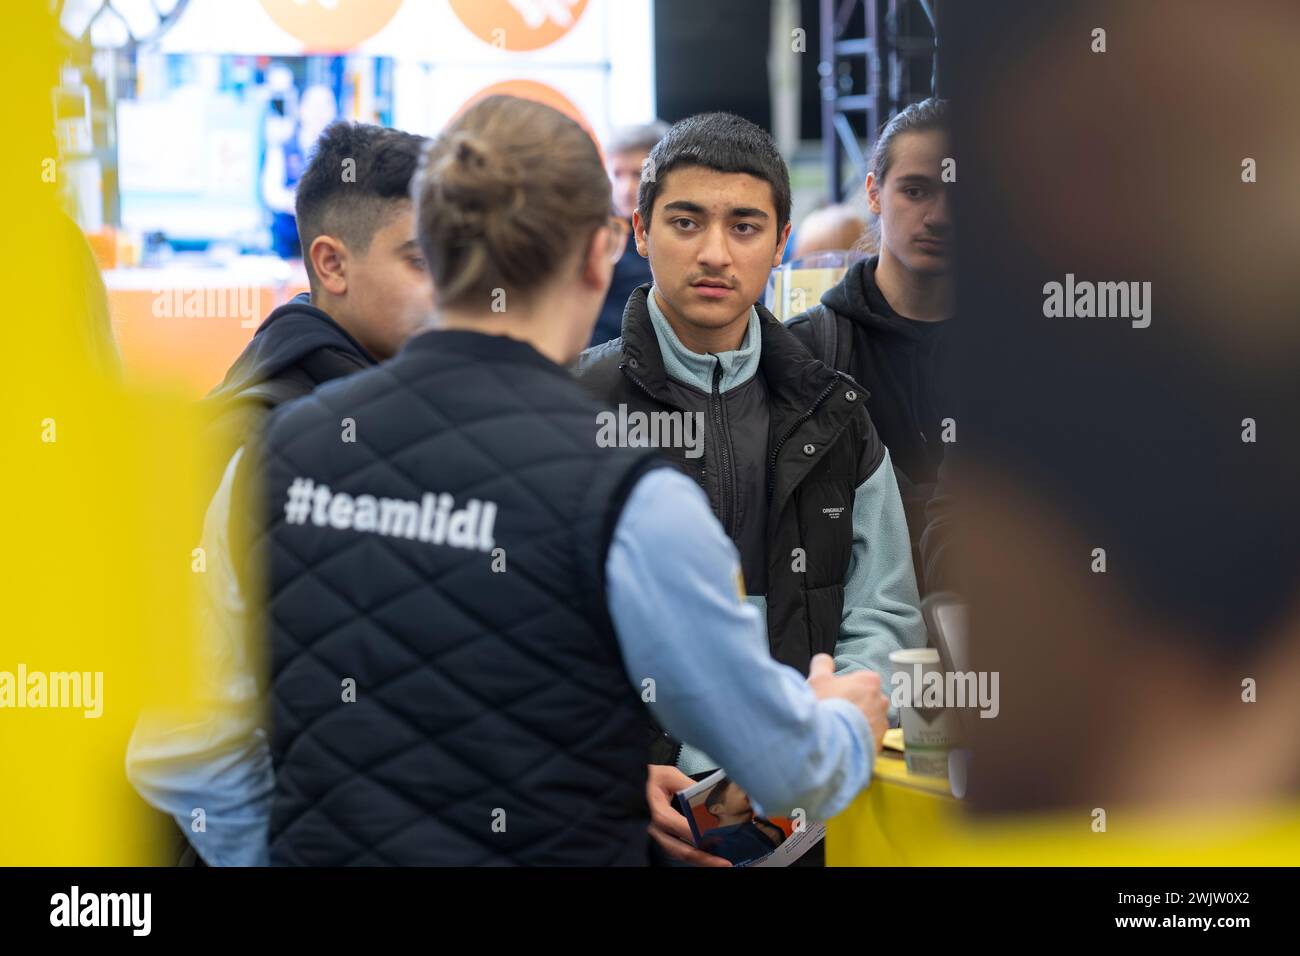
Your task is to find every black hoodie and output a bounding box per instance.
[787,256,954,589]
[207,293,376,405]
[201,293,377,505]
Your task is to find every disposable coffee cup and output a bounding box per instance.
[888,648,959,778]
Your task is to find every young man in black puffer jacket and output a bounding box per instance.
[575,113,926,812]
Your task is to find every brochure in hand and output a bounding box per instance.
[673,769,826,867]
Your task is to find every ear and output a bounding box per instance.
[632,209,649,259]
[772,220,792,268]
[865,172,882,216]
[308,235,348,297]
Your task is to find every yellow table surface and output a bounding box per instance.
[827,743,1300,866]
[826,746,955,867]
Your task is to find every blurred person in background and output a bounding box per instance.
[787,99,954,593]
[589,121,668,347]
[791,202,868,259]
[261,66,339,259]
[941,0,1300,846]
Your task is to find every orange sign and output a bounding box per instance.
[454,79,599,154]
[450,0,589,52]
[259,0,403,52]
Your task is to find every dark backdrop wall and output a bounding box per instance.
[653,0,771,126]
[652,0,934,143]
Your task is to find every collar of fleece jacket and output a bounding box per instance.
[604,283,865,429]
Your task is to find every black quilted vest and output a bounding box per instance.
[255,329,662,865]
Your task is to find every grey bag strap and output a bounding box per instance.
[811,305,838,368]
[809,305,853,373]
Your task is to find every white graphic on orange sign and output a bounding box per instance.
[450,0,589,52]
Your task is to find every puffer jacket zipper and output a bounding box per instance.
[709,359,736,537]
[767,375,842,500]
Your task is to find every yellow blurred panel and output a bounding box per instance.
[829,761,1300,866]
[0,4,207,865]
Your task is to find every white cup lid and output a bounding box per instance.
[888,648,941,665]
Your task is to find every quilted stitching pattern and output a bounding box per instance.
[255,337,656,865]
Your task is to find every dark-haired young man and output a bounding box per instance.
[127,121,431,866]
[204,120,433,462]
[575,114,926,794]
